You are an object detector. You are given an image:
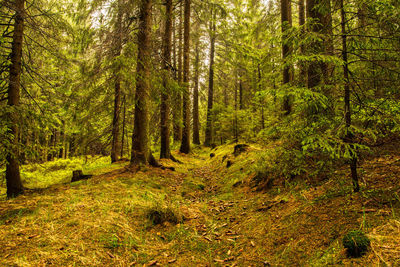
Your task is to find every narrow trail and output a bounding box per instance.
[171,152,272,266]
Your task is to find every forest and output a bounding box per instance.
[1,0,400,265]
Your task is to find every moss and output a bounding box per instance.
[342,230,370,258]
[146,205,182,226]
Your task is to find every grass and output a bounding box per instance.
[0,144,400,266]
[0,156,124,198]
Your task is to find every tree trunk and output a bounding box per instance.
[239,78,243,110]
[180,0,191,154]
[306,0,331,91]
[173,3,183,143]
[160,0,173,159]
[234,75,239,142]
[172,18,177,79]
[131,0,156,165]
[111,0,123,163]
[192,33,200,145]
[258,64,265,130]
[321,0,334,95]
[306,0,323,90]
[281,0,292,115]
[6,0,25,198]
[120,95,126,158]
[340,0,359,192]
[204,15,216,147]
[298,0,306,85]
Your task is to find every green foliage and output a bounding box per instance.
[342,230,370,258]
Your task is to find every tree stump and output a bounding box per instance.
[233,144,249,156]
[71,170,92,182]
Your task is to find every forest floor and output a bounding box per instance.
[1,144,400,266]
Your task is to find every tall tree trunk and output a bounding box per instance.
[306,0,331,91]
[239,77,243,110]
[180,0,191,154]
[192,34,200,145]
[6,0,25,198]
[322,0,334,99]
[306,0,323,90]
[172,18,177,79]
[60,121,65,158]
[131,0,157,165]
[204,15,216,147]
[258,64,265,130]
[298,0,306,85]
[160,0,173,159]
[341,0,359,192]
[234,75,239,142]
[281,0,292,115]
[120,95,126,158]
[111,0,123,163]
[173,3,183,142]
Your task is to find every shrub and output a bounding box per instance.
[342,230,370,257]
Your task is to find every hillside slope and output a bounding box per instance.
[0,145,399,266]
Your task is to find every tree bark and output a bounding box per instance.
[234,74,239,142]
[120,95,126,158]
[192,33,200,145]
[340,0,359,192]
[6,0,25,198]
[180,0,191,154]
[111,0,123,163]
[298,0,306,85]
[306,0,323,89]
[239,77,243,110]
[322,0,334,92]
[258,64,265,130]
[204,15,216,147]
[306,0,331,90]
[160,0,173,159]
[173,3,183,142]
[131,0,156,165]
[281,0,292,115]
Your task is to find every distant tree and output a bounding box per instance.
[180,0,191,154]
[306,0,332,92]
[281,0,292,115]
[192,29,200,145]
[173,3,183,143]
[160,0,173,159]
[298,0,306,85]
[340,0,358,192]
[204,9,216,147]
[111,0,123,163]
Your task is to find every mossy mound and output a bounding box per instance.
[342,230,370,258]
[147,206,182,226]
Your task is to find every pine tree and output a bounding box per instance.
[5,0,25,198]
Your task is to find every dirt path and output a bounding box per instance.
[171,154,272,266]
